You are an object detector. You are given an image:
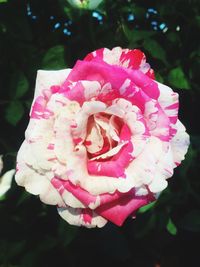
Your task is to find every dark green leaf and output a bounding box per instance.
[138,201,156,213]
[166,218,177,235]
[155,72,164,83]
[5,101,24,126]
[13,71,29,99]
[144,39,167,64]
[16,191,31,206]
[42,45,66,70]
[58,220,78,247]
[135,213,156,238]
[122,25,155,43]
[168,67,190,89]
[180,210,200,232]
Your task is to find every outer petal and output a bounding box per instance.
[62,60,159,103]
[84,47,155,78]
[95,192,152,226]
[171,120,190,166]
[15,162,65,206]
[58,206,107,228]
[33,69,71,100]
[156,81,179,125]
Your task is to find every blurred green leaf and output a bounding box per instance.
[0,195,6,201]
[37,236,57,252]
[155,72,164,83]
[42,45,66,70]
[167,32,180,43]
[180,210,200,232]
[5,101,24,126]
[144,39,167,64]
[166,218,177,235]
[122,25,155,43]
[12,71,29,99]
[16,191,31,206]
[168,67,190,89]
[0,0,7,3]
[135,213,156,238]
[58,220,78,247]
[195,15,200,28]
[138,201,156,213]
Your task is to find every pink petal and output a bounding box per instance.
[95,192,153,226]
[84,47,155,78]
[87,124,133,177]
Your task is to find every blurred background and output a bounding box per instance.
[0,0,200,266]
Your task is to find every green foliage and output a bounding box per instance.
[5,101,24,126]
[123,26,156,43]
[138,201,156,213]
[168,67,190,89]
[12,71,29,99]
[180,210,200,232]
[42,45,66,70]
[0,0,200,266]
[143,38,167,64]
[166,218,177,235]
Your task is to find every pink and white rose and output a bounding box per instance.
[15,47,189,227]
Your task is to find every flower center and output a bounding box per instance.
[84,113,123,161]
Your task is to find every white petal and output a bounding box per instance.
[0,155,3,174]
[149,178,168,193]
[157,81,179,122]
[171,120,190,165]
[33,69,71,100]
[15,163,65,206]
[82,80,101,100]
[72,101,107,140]
[0,169,15,197]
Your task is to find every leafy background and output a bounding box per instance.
[0,0,200,266]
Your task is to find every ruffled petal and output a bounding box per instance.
[84,47,154,78]
[171,120,190,166]
[57,206,107,228]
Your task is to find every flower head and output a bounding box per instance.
[15,47,189,227]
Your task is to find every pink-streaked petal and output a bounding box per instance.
[87,124,133,177]
[84,47,155,78]
[89,142,128,161]
[129,69,159,100]
[57,206,107,228]
[33,69,71,100]
[71,101,107,141]
[156,81,179,125]
[85,119,104,154]
[63,60,157,110]
[63,80,101,105]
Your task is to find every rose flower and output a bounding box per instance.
[15,47,189,227]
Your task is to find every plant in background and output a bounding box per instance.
[67,0,103,9]
[0,156,15,199]
[15,47,189,228]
